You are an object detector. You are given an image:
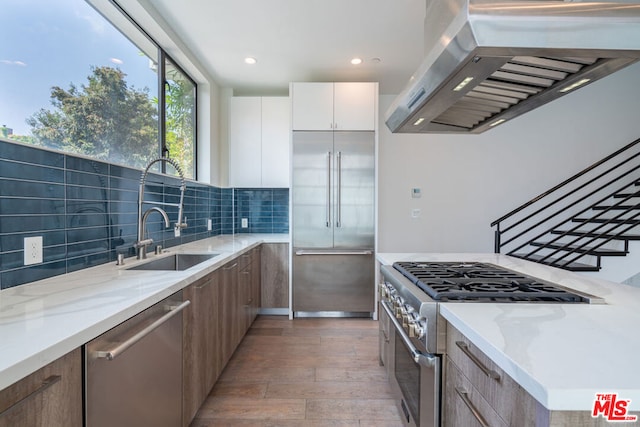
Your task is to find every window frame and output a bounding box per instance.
[93,0,199,178]
[159,51,198,177]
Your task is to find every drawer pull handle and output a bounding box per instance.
[456,341,501,381]
[455,387,490,427]
[223,262,238,271]
[95,300,190,360]
[0,375,61,417]
[195,279,214,290]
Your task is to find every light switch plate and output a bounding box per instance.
[241,218,248,228]
[207,219,212,231]
[24,236,43,265]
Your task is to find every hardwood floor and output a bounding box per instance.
[190,315,403,426]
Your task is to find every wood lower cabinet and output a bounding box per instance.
[249,247,261,322]
[216,247,262,375]
[444,323,637,427]
[260,243,289,309]
[218,259,239,368]
[0,348,82,427]
[183,271,220,426]
[238,247,261,331]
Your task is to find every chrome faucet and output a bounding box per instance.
[135,157,188,259]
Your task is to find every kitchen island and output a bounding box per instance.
[0,234,287,392]
[377,252,640,415]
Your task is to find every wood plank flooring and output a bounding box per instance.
[190,315,403,426]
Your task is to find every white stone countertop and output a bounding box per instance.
[377,252,640,412]
[0,234,289,391]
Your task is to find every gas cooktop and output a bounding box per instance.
[392,261,599,303]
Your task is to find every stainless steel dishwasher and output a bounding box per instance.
[85,291,188,427]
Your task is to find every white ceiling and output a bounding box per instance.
[147,0,427,95]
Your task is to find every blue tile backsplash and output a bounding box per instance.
[0,139,289,289]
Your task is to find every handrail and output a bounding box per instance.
[491,138,640,227]
[501,164,640,250]
[491,136,640,270]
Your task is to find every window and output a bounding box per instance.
[164,57,196,179]
[0,0,196,178]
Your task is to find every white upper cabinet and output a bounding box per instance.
[229,97,290,188]
[333,82,377,131]
[291,83,334,130]
[291,82,377,131]
[261,97,290,187]
[229,97,262,188]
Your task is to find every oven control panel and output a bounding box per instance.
[379,281,428,345]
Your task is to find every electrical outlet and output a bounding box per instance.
[24,236,43,265]
[207,219,212,231]
[241,218,248,228]
[174,227,181,237]
[411,209,421,218]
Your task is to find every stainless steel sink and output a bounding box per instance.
[127,253,219,271]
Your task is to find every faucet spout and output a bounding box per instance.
[143,206,170,228]
[136,207,170,259]
[135,157,187,260]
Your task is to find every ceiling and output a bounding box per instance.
[147,0,427,96]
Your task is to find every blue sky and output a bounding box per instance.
[1,0,157,135]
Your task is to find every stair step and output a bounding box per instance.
[572,218,640,225]
[550,230,640,240]
[510,253,600,272]
[529,241,627,256]
[592,205,639,211]
[613,191,640,198]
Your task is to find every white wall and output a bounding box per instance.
[377,63,640,253]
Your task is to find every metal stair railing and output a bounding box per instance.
[491,137,640,269]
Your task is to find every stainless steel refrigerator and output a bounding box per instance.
[292,131,375,317]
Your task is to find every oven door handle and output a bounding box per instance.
[381,301,437,368]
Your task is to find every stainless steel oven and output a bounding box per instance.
[380,299,440,427]
[379,261,600,427]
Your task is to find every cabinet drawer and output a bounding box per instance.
[444,356,508,427]
[238,249,255,270]
[0,349,82,427]
[447,324,536,425]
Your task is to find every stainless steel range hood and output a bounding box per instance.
[385,0,640,134]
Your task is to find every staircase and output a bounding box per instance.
[491,138,640,272]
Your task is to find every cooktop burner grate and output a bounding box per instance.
[393,261,589,302]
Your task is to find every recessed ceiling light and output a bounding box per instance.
[350,57,363,65]
[244,57,257,65]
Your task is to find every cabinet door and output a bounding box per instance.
[183,273,219,426]
[261,97,290,187]
[218,260,239,367]
[291,82,334,130]
[0,348,82,427]
[250,247,261,321]
[334,82,377,131]
[261,243,289,309]
[229,97,262,187]
[238,264,252,337]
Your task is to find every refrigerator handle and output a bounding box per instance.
[336,151,342,228]
[326,151,332,227]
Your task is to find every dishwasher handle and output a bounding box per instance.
[94,300,191,361]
